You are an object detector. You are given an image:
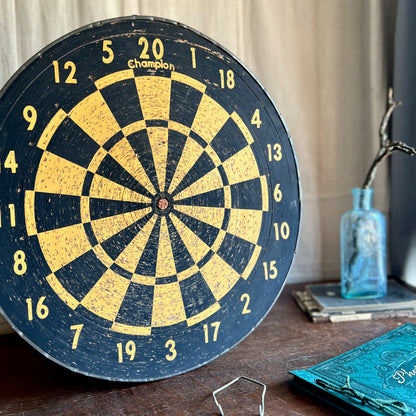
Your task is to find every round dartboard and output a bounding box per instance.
[0,16,301,381]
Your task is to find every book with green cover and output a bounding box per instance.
[290,323,416,415]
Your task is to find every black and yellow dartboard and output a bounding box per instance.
[0,16,301,381]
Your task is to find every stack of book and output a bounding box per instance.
[292,280,416,323]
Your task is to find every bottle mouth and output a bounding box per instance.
[352,187,373,210]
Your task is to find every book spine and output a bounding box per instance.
[330,309,416,323]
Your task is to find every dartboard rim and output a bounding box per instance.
[0,15,302,382]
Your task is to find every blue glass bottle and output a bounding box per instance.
[340,188,387,299]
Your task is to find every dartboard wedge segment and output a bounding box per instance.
[0,16,301,381]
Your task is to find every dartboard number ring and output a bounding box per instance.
[0,16,301,381]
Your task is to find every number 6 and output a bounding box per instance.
[273,184,282,202]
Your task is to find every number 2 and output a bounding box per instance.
[240,293,251,314]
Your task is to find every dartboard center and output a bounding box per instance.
[156,197,169,211]
[153,192,173,215]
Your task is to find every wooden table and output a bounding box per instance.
[0,283,411,415]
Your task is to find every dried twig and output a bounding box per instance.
[362,88,416,189]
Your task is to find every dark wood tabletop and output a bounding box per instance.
[0,282,411,415]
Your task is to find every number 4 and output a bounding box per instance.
[251,109,262,128]
[1,151,18,174]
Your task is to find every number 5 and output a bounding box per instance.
[102,40,114,64]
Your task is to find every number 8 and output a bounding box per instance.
[13,250,27,275]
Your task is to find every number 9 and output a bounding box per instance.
[23,105,37,130]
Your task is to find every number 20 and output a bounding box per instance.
[138,37,164,60]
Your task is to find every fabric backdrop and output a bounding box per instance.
[0,0,397,285]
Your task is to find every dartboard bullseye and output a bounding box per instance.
[0,16,301,381]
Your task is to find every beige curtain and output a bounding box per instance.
[0,0,393,288]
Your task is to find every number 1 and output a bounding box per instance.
[190,47,196,68]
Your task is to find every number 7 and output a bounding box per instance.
[70,324,84,349]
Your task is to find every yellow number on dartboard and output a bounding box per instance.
[8,204,16,227]
[263,261,278,280]
[117,340,136,363]
[23,105,37,130]
[53,60,77,84]
[13,250,27,275]
[3,151,18,174]
[0,204,16,228]
[138,37,164,60]
[267,143,282,161]
[274,222,290,240]
[102,40,114,64]
[240,293,252,315]
[219,69,235,89]
[190,47,197,68]
[70,324,84,349]
[203,321,221,343]
[273,183,283,203]
[251,109,262,128]
[165,340,177,361]
[26,296,49,321]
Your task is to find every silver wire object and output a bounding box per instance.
[212,376,266,416]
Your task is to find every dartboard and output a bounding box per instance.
[0,16,301,381]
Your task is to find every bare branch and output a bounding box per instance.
[379,87,401,147]
[363,88,415,189]
[389,141,416,156]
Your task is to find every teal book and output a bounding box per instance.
[290,323,416,415]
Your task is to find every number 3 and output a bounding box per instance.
[165,340,177,361]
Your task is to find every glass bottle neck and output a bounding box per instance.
[352,188,373,210]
